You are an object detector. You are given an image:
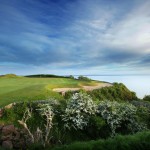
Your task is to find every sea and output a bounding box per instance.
[75,75,150,99]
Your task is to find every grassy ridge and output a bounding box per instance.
[0,77,98,107]
[25,74,70,78]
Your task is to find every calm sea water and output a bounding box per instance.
[84,75,150,99]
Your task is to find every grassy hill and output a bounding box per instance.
[0,75,149,150]
[0,75,100,107]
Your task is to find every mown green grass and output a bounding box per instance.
[0,77,98,107]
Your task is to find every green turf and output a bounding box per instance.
[0,77,99,107]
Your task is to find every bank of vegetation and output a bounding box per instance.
[0,75,149,149]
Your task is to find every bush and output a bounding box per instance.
[97,100,146,136]
[2,92,150,148]
[87,116,110,139]
[131,100,150,109]
[136,107,150,129]
[143,95,150,102]
[69,75,75,79]
[1,102,28,126]
[62,92,96,130]
[88,83,137,102]
[78,76,91,81]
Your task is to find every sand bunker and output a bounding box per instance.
[53,83,112,94]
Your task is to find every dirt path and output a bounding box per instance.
[53,83,112,94]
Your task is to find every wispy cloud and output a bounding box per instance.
[0,0,149,75]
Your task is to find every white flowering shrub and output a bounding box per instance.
[62,92,96,130]
[97,100,146,136]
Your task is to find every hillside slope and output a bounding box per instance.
[0,76,103,106]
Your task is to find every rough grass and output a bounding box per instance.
[51,131,150,150]
[0,77,99,107]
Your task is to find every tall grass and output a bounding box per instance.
[51,131,150,150]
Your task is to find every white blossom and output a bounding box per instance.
[62,92,96,130]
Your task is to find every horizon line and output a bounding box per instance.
[1,73,150,76]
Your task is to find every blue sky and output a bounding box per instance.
[0,0,150,75]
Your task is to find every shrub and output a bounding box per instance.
[78,76,91,81]
[131,100,150,109]
[69,75,75,79]
[1,102,28,126]
[88,83,137,102]
[143,95,150,102]
[1,108,17,124]
[97,100,147,136]
[62,92,96,130]
[136,106,150,129]
[87,116,110,139]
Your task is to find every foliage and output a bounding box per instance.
[25,74,69,78]
[1,107,17,124]
[97,100,147,136]
[131,100,150,109]
[136,106,150,129]
[62,92,96,130]
[68,75,75,79]
[143,95,150,102]
[88,83,137,102]
[90,116,106,131]
[18,103,54,147]
[1,81,150,149]
[0,102,28,126]
[65,83,137,102]
[78,76,91,81]
[131,100,150,129]
[52,131,150,150]
[87,116,110,139]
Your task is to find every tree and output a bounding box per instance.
[78,76,91,81]
[143,95,150,102]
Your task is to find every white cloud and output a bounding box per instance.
[100,0,150,54]
[0,0,150,75]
